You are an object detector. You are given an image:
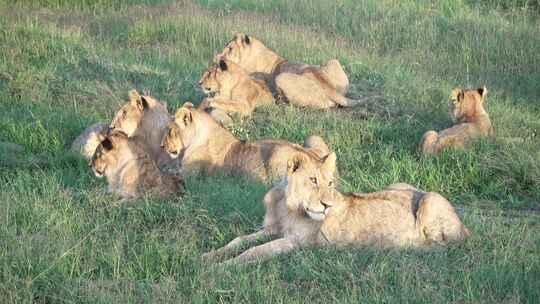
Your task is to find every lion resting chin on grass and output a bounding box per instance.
[90,130,184,200]
[215,33,372,109]
[203,153,470,265]
[420,86,493,155]
[160,102,331,183]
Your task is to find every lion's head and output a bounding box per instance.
[199,59,243,96]
[161,102,213,158]
[284,152,339,221]
[90,131,130,178]
[214,33,275,73]
[110,90,168,136]
[449,86,488,123]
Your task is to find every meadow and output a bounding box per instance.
[1,0,539,302]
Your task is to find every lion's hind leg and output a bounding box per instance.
[416,192,470,245]
[320,59,349,95]
[275,73,336,109]
[419,130,440,155]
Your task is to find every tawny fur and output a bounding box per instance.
[110,90,174,168]
[204,154,470,265]
[71,122,109,160]
[90,131,184,199]
[420,86,493,155]
[161,102,331,183]
[215,33,367,109]
[198,59,273,122]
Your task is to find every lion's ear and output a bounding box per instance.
[477,86,488,99]
[137,96,149,111]
[175,106,193,127]
[101,137,113,151]
[321,152,337,173]
[287,154,305,175]
[219,59,228,71]
[451,88,464,102]
[129,89,141,102]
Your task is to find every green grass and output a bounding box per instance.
[1,0,539,302]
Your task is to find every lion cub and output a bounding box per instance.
[215,33,372,109]
[110,90,173,167]
[420,87,493,155]
[204,153,470,265]
[199,59,273,122]
[90,131,184,199]
[161,102,331,183]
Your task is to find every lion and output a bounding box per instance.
[110,90,174,167]
[90,131,184,199]
[420,86,493,155]
[203,153,470,265]
[214,33,372,109]
[71,122,109,160]
[198,59,273,122]
[161,102,331,183]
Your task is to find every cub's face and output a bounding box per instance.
[199,67,220,96]
[449,87,487,123]
[90,133,127,177]
[110,90,150,136]
[161,104,197,158]
[285,153,339,221]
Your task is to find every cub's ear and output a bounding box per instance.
[101,137,113,151]
[287,154,305,175]
[174,106,193,127]
[137,96,149,111]
[219,59,228,71]
[322,152,337,173]
[129,89,141,102]
[243,35,250,44]
[477,86,488,99]
[451,88,464,102]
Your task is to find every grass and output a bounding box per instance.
[1,0,539,302]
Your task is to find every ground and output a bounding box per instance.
[0,0,539,303]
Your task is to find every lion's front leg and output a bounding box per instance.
[208,98,253,116]
[202,229,272,262]
[219,237,297,266]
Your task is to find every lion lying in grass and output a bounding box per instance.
[215,33,371,109]
[420,86,493,155]
[90,131,184,199]
[203,153,470,265]
[161,102,331,183]
[199,59,273,123]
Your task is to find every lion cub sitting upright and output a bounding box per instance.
[161,102,331,183]
[204,153,470,265]
[91,131,184,200]
[110,90,173,167]
[199,59,273,123]
[420,86,493,155]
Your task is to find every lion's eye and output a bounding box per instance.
[310,177,318,185]
[328,180,334,188]
[122,110,127,118]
